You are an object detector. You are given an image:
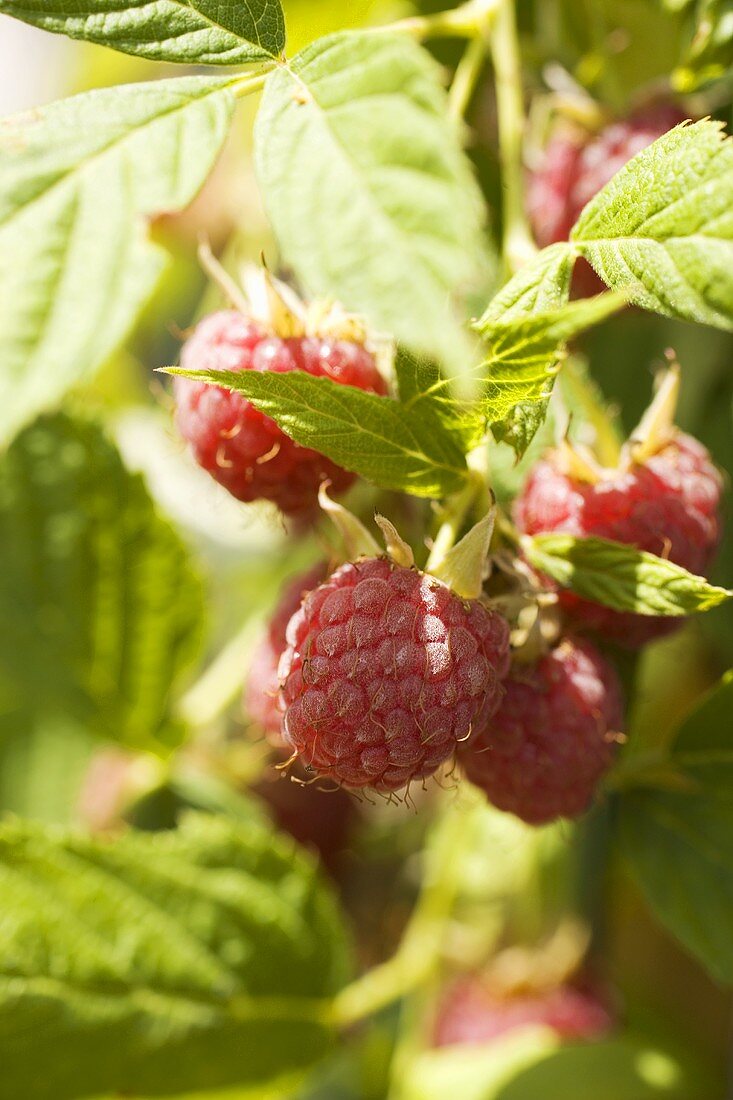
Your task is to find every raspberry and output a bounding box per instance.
[527,105,686,294]
[460,639,623,824]
[174,310,386,518]
[514,433,723,646]
[245,563,327,743]
[279,558,511,792]
[434,976,612,1047]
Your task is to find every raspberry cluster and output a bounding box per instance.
[174,309,386,519]
[176,276,721,828]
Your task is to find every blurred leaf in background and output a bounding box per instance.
[0,813,351,1100]
[0,414,204,820]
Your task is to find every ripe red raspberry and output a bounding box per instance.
[245,563,326,743]
[434,976,612,1047]
[174,311,386,518]
[527,105,686,294]
[278,558,511,793]
[514,433,723,647]
[460,639,623,824]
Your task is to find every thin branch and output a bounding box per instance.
[490,0,537,275]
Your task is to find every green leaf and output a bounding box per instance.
[0,75,237,444]
[0,413,203,754]
[124,770,268,832]
[475,243,575,329]
[166,366,469,499]
[525,533,732,616]
[394,349,483,452]
[0,813,350,1100]
[476,292,625,457]
[399,1031,717,1100]
[571,120,733,330]
[618,670,733,982]
[254,31,488,370]
[673,668,733,764]
[0,0,285,64]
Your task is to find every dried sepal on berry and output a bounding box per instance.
[318,484,381,562]
[429,507,496,600]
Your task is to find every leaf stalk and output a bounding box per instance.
[426,470,485,574]
[382,0,502,40]
[490,0,537,275]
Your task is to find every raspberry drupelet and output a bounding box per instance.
[460,639,624,825]
[278,558,511,793]
[174,299,387,519]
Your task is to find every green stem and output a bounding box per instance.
[448,33,491,120]
[176,615,265,730]
[490,0,537,275]
[331,803,468,1028]
[426,471,484,574]
[380,0,502,40]
[231,69,272,98]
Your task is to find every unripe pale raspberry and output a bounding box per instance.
[245,563,327,743]
[514,433,723,647]
[527,105,686,294]
[279,558,511,793]
[460,639,623,824]
[174,311,387,518]
[434,975,612,1047]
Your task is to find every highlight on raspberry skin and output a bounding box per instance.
[278,557,512,794]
